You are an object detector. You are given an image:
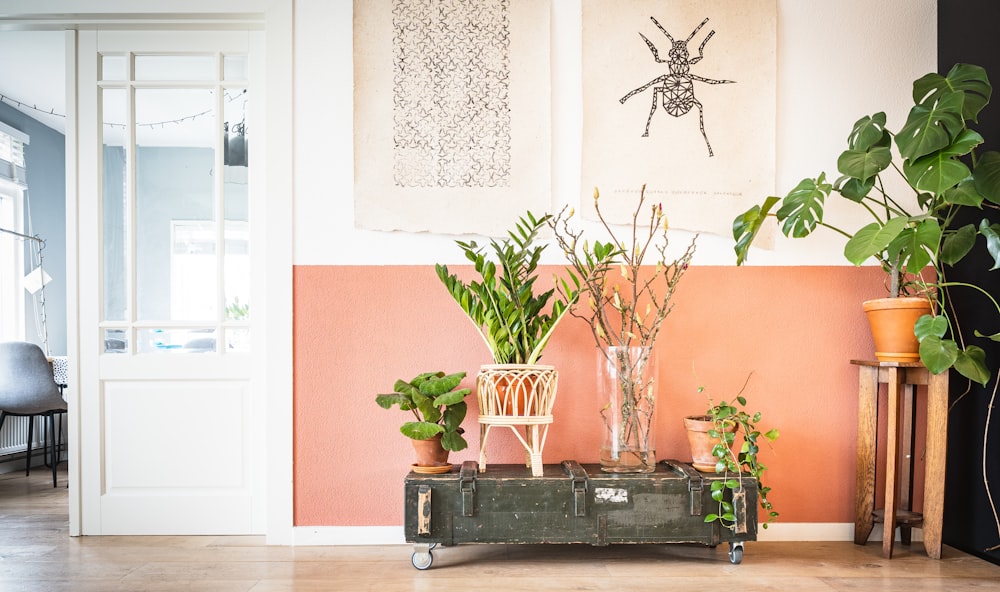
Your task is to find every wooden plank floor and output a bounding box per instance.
[3,467,1000,591]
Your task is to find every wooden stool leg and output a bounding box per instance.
[855,365,878,545]
[922,370,949,559]
[899,383,916,546]
[883,367,902,559]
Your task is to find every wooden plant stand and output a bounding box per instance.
[852,360,948,559]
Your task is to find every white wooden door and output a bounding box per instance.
[76,29,267,534]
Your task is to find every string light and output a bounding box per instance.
[0,89,247,131]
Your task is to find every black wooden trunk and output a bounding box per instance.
[403,460,757,568]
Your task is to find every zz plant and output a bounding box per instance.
[436,211,581,365]
[375,371,472,451]
[700,385,779,531]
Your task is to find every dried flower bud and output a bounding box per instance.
[663,216,669,232]
[593,187,600,201]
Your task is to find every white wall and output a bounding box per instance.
[293,0,936,267]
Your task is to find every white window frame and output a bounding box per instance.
[0,179,26,342]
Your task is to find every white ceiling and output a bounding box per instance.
[0,31,66,133]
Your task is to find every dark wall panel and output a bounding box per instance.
[939,0,1000,566]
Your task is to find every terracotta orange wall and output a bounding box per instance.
[293,264,889,526]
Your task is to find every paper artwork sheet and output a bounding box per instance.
[354,0,552,237]
[581,0,776,240]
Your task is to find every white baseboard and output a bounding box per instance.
[289,522,918,546]
[293,526,405,546]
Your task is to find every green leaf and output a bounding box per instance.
[433,388,471,407]
[401,422,445,440]
[979,219,1000,270]
[440,430,468,452]
[442,402,468,431]
[896,90,965,161]
[704,514,719,523]
[974,329,1000,342]
[943,180,985,207]
[764,428,780,441]
[913,63,991,122]
[884,219,940,274]
[733,196,781,265]
[974,151,1000,205]
[845,112,889,152]
[954,346,990,386]
[375,393,412,411]
[919,336,959,374]
[419,371,465,396]
[837,146,892,181]
[843,217,909,266]
[776,176,832,238]
[836,175,875,202]
[941,224,976,265]
[914,314,948,341]
[903,150,972,195]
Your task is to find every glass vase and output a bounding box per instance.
[597,346,657,473]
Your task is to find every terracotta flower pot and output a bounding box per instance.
[411,434,450,467]
[862,297,933,363]
[683,415,736,472]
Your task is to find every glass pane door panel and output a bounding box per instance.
[100,54,126,81]
[102,87,128,323]
[134,55,215,81]
[134,88,217,322]
[223,55,248,81]
[224,87,250,323]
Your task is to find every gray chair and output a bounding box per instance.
[0,341,67,487]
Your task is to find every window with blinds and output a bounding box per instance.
[0,121,28,186]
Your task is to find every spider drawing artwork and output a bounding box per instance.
[620,16,735,156]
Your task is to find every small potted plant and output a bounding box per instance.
[375,371,472,473]
[733,63,1000,385]
[684,380,779,532]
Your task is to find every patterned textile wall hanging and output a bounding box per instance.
[354,0,552,236]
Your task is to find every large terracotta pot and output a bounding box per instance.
[411,434,449,467]
[683,415,736,472]
[862,297,933,363]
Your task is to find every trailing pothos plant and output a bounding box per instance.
[436,211,581,365]
[698,383,779,532]
[375,371,472,451]
[733,63,1000,385]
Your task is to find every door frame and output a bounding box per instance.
[0,1,293,543]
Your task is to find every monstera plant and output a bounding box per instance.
[734,63,1000,385]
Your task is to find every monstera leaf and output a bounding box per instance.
[843,216,909,266]
[896,90,966,161]
[733,196,780,265]
[775,175,833,238]
[912,63,991,123]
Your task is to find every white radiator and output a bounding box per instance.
[0,415,53,457]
